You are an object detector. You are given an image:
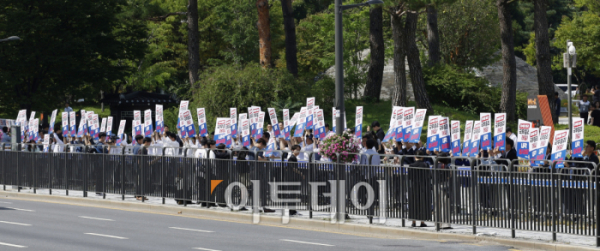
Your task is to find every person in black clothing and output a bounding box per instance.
[408,150,431,227]
[590,102,600,127]
[371,121,385,154]
[288,145,301,162]
[214,144,230,159]
[563,141,599,217]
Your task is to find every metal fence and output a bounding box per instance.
[0,143,599,245]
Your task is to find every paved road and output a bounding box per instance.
[0,198,519,251]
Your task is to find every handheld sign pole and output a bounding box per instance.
[494,113,506,151]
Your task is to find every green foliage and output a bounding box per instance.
[553,6,600,80]
[423,64,527,118]
[192,63,301,132]
[0,0,148,114]
[432,0,500,68]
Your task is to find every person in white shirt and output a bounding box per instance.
[505,127,517,143]
[52,129,65,153]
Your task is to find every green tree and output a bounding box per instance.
[0,0,147,114]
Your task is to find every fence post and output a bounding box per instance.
[83,146,87,197]
[49,151,52,195]
[595,163,599,247]
[470,158,476,235]
[33,152,36,194]
[551,161,557,242]
[308,154,313,219]
[17,147,20,192]
[122,147,126,201]
[510,160,515,238]
[161,148,165,204]
[65,151,69,196]
[433,156,440,231]
[103,152,106,199]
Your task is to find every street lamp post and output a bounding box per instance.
[564,40,576,144]
[334,0,384,137]
[0,36,20,43]
[334,0,383,223]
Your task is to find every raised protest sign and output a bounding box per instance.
[241,119,250,148]
[294,107,307,138]
[197,108,208,137]
[92,114,100,140]
[144,109,153,137]
[106,116,113,136]
[156,104,164,133]
[306,97,315,130]
[383,106,400,143]
[77,115,86,138]
[551,130,569,168]
[355,106,363,139]
[265,136,277,157]
[403,107,415,142]
[315,109,326,139]
[462,120,473,156]
[283,109,290,140]
[116,120,126,146]
[268,108,281,138]
[69,112,77,137]
[571,117,584,158]
[534,126,552,165]
[469,121,481,157]
[43,134,50,152]
[451,120,461,156]
[177,100,189,129]
[409,109,426,143]
[214,118,232,147]
[256,111,265,139]
[230,108,238,137]
[182,110,196,138]
[133,119,142,136]
[529,128,540,161]
[494,113,506,151]
[62,112,69,135]
[49,110,57,133]
[439,117,451,152]
[480,113,492,150]
[517,119,532,159]
[393,107,404,142]
[100,117,107,133]
[426,116,440,151]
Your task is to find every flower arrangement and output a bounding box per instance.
[319,132,361,163]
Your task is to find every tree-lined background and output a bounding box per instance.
[0,0,598,130]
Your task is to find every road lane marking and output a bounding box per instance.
[280,239,334,247]
[193,248,221,251]
[79,216,114,221]
[169,227,214,233]
[1,207,34,212]
[84,233,128,239]
[0,241,27,248]
[0,221,31,226]
[0,201,12,204]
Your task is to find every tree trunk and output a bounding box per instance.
[426,5,440,66]
[257,0,272,68]
[497,0,517,122]
[363,6,385,102]
[281,0,298,76]
[187,0,200,86]
[534,0,556,123]
[391,8,407,107]
[405,11,432,112]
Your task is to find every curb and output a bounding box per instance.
[0,191,595,251]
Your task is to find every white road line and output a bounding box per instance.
[0,221,31,226]
[280,239,335,247]
[0,241,27,248]
[169,227,214,233]
[193,248,221,251]
[78,216,114,221]
[0,201,13,204]
[2,207,34,212]
[84,233,128,240]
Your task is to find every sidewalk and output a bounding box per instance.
[4,186,598,250]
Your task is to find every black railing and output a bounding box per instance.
[1,143,599,246]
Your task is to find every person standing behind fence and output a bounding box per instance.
[132,135,144,155]
[578,95,591,123]
[408,150,431,227]
[1,127,10,144]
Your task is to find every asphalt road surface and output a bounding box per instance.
[0,198,520,251]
